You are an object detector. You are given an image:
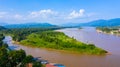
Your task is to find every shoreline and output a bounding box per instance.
[96,29,120,37]
[12,40,87,54]
[11,39,66,67]
[12,39,108,55]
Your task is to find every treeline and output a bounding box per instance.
[96,27,120,33]
[96,27,112,33]
[0,34,42,67]
[0,33,7,47]
[0,27,63,41]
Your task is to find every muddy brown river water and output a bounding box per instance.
[3,27,120,67]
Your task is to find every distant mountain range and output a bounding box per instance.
[1,18,120,28]
[3,23,57,28]
[0,22,8,26]
[61,18,120,27]
[0,26,6,30]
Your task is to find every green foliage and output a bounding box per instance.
[0,47,42,67]
[97,27,112,33]
[33,62,42,67]
[0,33,5,41]
[0,46,9,66]
[22,55,33,63]
[0,34,9,66]
[0,33,5,47]
[20,31,107,55]
[0,34,42,67]
[2,43,9,48]
[20,55,34,67]
[0,27,63,41]
[9,49,26,66]
[97,26,120,36]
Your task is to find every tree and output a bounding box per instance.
[0,46,9,66]
[33,62,42,67]
[21,55,33,67]
[0,33,4,40]
[8,49,26,67]
[2,43,9,48]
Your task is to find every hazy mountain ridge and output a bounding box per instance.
[0,26,7,30]
[62,18,120,27]
[83,18,120,27]
[4,23,57,28]
[1,18,120,28]
[0,22,8,26]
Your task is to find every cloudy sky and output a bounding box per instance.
[0,0,120,24]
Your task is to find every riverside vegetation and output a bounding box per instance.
[0,27,107,55]
[20,31,107,55]
[0,33,43,67]
[96,27,120,36]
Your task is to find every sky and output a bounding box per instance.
[0,0,120,24]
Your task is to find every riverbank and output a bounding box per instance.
[96,29,110,34]
[96,27,120,36]
[12,40,83,54]
[13,40,109,55]
[7,37,66,67]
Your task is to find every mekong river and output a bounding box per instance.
[3,27,120,67]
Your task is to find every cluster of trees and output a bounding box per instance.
[0,33,5,40]
[20,31,107,55]
[0,34,42,67]
[97,27,112,33]
[0,47,42,67]
[0,27,63,42]
[97,27,120,33]
[0,34,7,47]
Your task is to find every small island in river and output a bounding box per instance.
[16,31,107,55]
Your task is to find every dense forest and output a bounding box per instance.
[0,33,43,67]
[1,27,63,41]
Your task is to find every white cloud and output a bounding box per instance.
[87,13,96,17]
[0,12,7,15]
[67,9,85,19]
[14,14,23,19]
[0,16,2,18]
[0,12,8,18]
[0,9,95,24]
[29,9,57,18]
